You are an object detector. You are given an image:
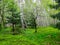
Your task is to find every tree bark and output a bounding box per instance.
[12,23,15,35]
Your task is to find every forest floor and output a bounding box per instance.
[0,27,60,45]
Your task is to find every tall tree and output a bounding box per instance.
[50,0,60,29]
[0,0,5,29]
[6,0,20,34]
[17,0,26,30]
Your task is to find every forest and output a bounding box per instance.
[0,0,60,45]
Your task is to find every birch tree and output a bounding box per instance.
[16,0,26,30]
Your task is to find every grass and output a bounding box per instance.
[0,27,60,45]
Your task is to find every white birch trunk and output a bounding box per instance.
[16,0,25,29]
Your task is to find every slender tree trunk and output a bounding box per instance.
[20,0,25,30]
[0,6,1,29]
[12,24,14,32]
[1,14,4,29]
[33,8,37,33]
[34,17,37,33]
[16,0,26,30]
[12,23,15,35]
[1,0,5,29]
[20,14,25,30]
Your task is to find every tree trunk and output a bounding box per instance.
[1,0,5,29]
[12,23,15,35]
[34,17,37,33]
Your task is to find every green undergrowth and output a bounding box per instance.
[0,27,60,45]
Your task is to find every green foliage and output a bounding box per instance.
[50,0,60,29]
[0,0,60,45]
[0,27,60,45]
[6,0,20,24]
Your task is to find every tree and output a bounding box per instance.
[6,0,20,34]
[0,0,5,29]
[23,0,37,32]
[50,0,60,29]
[17,0,26,30]
[0,0,9,29]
